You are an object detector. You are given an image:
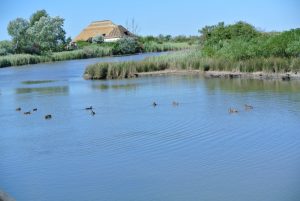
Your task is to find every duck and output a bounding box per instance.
[152,102,157,107]
[172,101,179,106]
[33,108,38,112]
[228,108,238,113]
[85,106,93,110]
[245,104,254,110]
[16,107,21,111]
[91,110,96,116]
[24,111,31,115]
[45,114,52,119]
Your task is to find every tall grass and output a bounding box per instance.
[85,48,300,79]
[51,46,112,61]
[0,42,193,68]
[0,46,113,68]
[143,42,193,52]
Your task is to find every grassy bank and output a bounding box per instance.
[0,46,113,68]
[84,49,300,80]
[0,41,192,68]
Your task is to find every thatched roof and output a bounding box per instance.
[74,20,134,42]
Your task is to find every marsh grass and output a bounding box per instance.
[0,46,113,68]
[0,42,193,68]
[85,48,300,79]
[143,42,193,52]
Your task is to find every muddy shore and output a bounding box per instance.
[136,70,300,81]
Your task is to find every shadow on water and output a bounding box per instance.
[204,78,300,93]
[15,86,69,95]
[92,83,139,91]
[21,80,56,85]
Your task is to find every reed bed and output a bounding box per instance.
[0,46,113,68]
[0,42,193,68]
[85,48,300,79]
[143,42,193,52]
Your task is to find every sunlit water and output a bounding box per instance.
[1,53,300,201]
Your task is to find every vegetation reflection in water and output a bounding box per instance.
[21,80,56,85]
[204,78,300,93]
[92,82,139,91]
[16,86,69,95]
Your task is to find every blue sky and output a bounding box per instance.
[1,0,299,40]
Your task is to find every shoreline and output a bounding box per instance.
[136,70,300,81]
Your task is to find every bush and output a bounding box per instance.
[200,22,300,59]
[92,35,104,44]
[0,40,15,55]
[112,38,143,55]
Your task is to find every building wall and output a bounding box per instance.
[104,38,122,42]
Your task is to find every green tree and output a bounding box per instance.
[7,10,66,54]
[30,9,49,26]
[26,16,66,53]
[7,18,29,53]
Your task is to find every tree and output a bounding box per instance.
[30,9,49,26]
[7,18,29,53]
[7,10,66,54]
[26,16,66,53]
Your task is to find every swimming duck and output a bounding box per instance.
[245,104,254,110]
[172,101,179,106]
[152,102,157,107]
[228,108,238,113]
[33,108,38,112]
[85,106,93,110]
[45,114,52,119]
[16,107,21,111]
[91,110,96,116]
[24,111,31,115]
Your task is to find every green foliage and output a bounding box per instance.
[26,16,66,53]
[0,46,112,68]
[199,21,300,59]
[0,40,15,55]
[92,35,104,44]
[7,10,66,54]
[112,38,142,55]
[85,48,300,80]
[7,18,30,53]
[76,41,91,48]
[138,35,199,44]
[143,41,193,52]
[29,10,49,26]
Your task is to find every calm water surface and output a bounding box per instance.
[1,53,300,201]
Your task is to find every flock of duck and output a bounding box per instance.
[15,102,253,120]
[153,101,253,114]
[15,106,97,120]
[16,107,53,119]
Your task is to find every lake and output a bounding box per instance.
[1,53,300,201]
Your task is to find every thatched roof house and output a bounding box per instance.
[74,20,135,42]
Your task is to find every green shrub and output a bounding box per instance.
[92,35,104,44]
[112,38,142,55]
[0,40,15,56]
